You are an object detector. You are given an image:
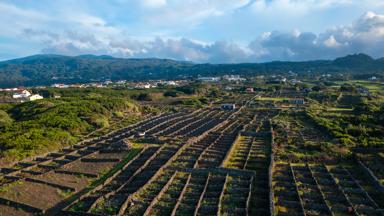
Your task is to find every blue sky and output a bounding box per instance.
[1,0,384,63]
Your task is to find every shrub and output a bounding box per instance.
[113,111,124,118]
[0,110,12,128]
[182,98,202,107]
[163,90,178,97]
[92,116,110,128]
[132,93,152,101]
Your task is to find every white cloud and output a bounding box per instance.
[139,0,251,28]
[324,35,341,48]
[251,0,353,16]
[0,2,47,36]
[141,0,167,8]
[251,11,384,61]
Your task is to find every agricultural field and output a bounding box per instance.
[0,80,384,216]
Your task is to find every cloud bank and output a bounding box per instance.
[1,1,384,62]
[26,11,384,63]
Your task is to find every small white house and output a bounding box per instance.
[29,94,44,101]
[369,76,377,81]
[12,90,31,99]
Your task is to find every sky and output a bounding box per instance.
[1,0,384,63]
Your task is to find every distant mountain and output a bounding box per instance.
[333,53,376,68]
[76,54,115,59]
[0,53,383,88]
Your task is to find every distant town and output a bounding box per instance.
[0,73,381,105]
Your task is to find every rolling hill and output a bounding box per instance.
[0,53,383,88]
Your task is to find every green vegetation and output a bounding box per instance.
[57,189,73,198]
[0,110,12,128]
[307,93,384,147]
[0,180,24,193]
[0,91,145,163]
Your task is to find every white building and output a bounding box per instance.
[223,75,245,82]
[165,81,177,86]
[52,83,69,88]
[29,94,44,101]
[197,77,220,82]
[116,80,127,84]
[12,90,31,99]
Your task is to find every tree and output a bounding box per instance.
[0,110,12,128]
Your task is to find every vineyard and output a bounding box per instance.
[1,95,384,216]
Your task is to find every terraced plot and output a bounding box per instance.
[0,145,140,214]
[219,175,253,216]
[89,142,184,215]
[355,149,384,187]
[273,162,384,216]
[273,162,305,216]
[223,112,273,216]
[326,165,382,215]
[172,172,209,215]
[66,146,159,213]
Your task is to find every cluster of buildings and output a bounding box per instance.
[51,83,104,88]
[11,90,43,101]
[223,75,246,82]
[50,80,186,89]
[197,75,246,82]
[0,88,44,102]
[132,80,184,89]
[0,87,30,92]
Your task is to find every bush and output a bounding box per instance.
[141,105,160,115]
[182,98,202,107]
[0,110,12,128]
[163,91,178,97]
[92,116,110,128]
[176,82,205,95]
[198,97,209,104]
[132,93,152,101]
[113,111,124,118]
